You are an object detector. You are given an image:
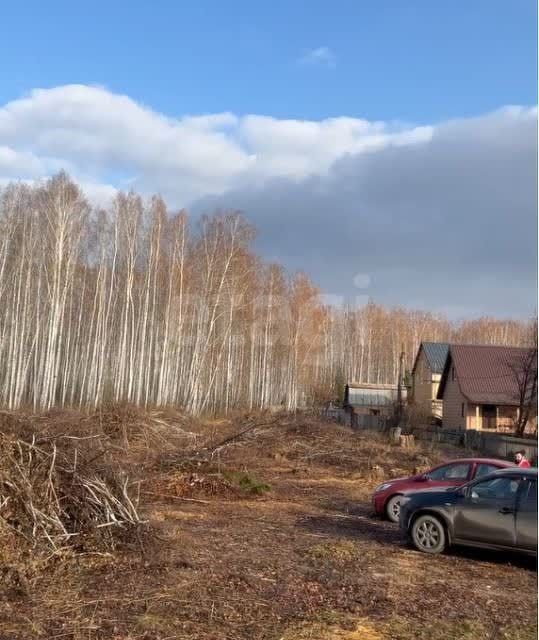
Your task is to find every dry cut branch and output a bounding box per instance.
[0,431,147,553]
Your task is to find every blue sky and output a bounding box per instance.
[1,0,536,121]
[0,1,537,318]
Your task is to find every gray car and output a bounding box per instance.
[399,467,537,555]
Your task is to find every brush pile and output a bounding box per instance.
[0,431,146,553]
[0,405,198,555]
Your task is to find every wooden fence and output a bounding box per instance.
[324,408,538,465]
[412,425,538,465]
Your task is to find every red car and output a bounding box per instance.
[373,457,515,522]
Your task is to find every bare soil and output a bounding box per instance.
[0,410,536,640]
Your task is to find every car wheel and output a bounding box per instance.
[385,495,402,523]
[411,514,446,554]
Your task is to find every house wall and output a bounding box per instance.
[412,350,430,410]
[441,363,468,430]
[412,350,443,418]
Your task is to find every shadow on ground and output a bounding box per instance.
[296,511,404,547]
[446,544,537,571]
[298,505,537,572]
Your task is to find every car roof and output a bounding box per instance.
[486,467,537,477]
[437,458,514,467]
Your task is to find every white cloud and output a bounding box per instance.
[0,84,535,317]
[0,84,431,204]
[297,46,336,67]
[78,180,119,207]
[0,146,44,177]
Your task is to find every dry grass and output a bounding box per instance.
[0,407,535,639]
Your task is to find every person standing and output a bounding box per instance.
[514,450,531,468]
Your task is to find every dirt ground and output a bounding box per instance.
[0,411,536,640]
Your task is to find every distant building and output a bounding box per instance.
[437,344,537,432]
[344,382,407,428]
[410,342,449,422]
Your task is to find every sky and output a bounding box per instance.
[0,1,537,318]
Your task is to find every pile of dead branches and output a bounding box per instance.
[0,430,146,553]
[0,405,201,476]
[93,405,199,455]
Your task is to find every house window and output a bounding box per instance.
[461,403,464,417]
[451,366,455,381]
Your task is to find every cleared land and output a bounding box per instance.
[0,409,536,640]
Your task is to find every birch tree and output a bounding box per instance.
[0,173,533,415]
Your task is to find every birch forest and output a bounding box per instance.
[0,173,533,414]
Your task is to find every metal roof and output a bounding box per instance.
[345,383,407,408]
[412,342,449,375]
[422,342,450,374]
[346,382,401,390]
[437,344,536,405]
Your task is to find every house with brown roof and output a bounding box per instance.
[437,344,537,432]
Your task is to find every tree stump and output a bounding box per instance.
[399,434,415,449]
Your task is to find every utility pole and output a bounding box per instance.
[389,347,405,439]
[396,347,405,424]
